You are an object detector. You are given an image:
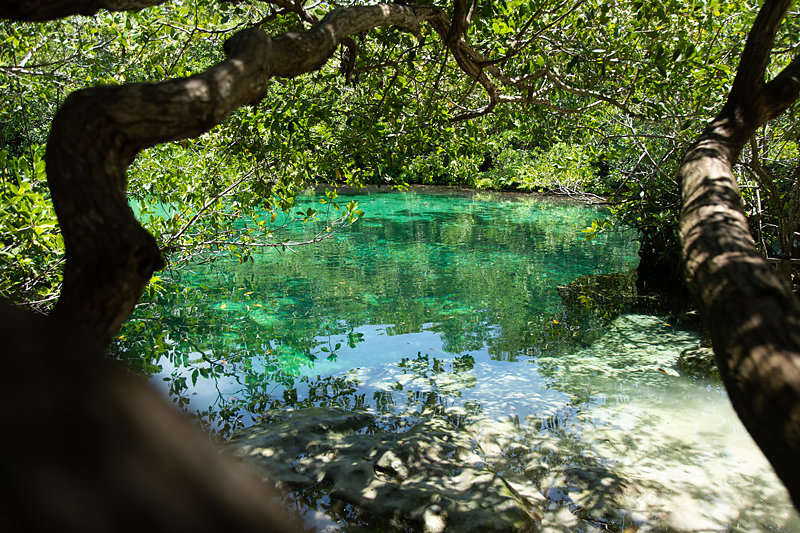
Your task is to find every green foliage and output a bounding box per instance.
[737,115,800,263]
[582,212,616,241]
[0,0,792,311]
[474,142,599,194]
[0,145,63,307]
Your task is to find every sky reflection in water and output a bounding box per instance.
[117,189,798,531]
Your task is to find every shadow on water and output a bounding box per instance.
[112,190,798,531]
[225,314,799,531]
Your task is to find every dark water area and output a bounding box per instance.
[116,188,798,531]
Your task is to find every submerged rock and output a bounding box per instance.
[537,466,638,528]
[228,407,538,532]
[558,271,702,328]
[676,346,719,378]
[224,314,797,531]
[558,270,640,319]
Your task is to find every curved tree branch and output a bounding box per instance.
[445,0,468,45]
[418,0,636,122]
[0,0,169,21]
[679,0,800,507]
[45,3,430,349]
[727,0,792,105]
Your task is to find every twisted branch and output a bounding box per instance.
[44,3,428,348]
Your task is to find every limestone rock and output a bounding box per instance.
[677,346,719,378]
[557,270,639,319]
[228,407,537,532]
[538,466,638,528]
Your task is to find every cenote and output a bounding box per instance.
[115,188,799,531]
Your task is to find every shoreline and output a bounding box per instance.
[310,182,610,205]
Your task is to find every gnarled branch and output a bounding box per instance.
[45,3,429,348]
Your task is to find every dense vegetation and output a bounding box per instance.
[4,0,798,310]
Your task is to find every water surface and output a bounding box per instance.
[116,188,798,531]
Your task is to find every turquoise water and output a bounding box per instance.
[118,189,639,420]
[116,188,798,531]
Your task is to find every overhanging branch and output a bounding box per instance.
[0,0,170,21]
[679,0,800,508]
[44,3,430,347]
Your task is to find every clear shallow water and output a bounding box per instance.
[116,188,798,531]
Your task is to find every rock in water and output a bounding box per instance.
[676,346,719,378]
[228,407,537,532]
[557,270,639,319]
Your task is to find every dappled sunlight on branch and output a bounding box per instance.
[679,0,800,507]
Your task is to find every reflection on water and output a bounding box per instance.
[115,189,798,530]
[309,314,797,531]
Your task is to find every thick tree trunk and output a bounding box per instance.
[681,125,800,507]
[679,0,800,507]
[0,0,170,21]
[0,302,296,532]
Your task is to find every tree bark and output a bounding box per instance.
[45,4,427,349]
[14,0,800,519]
[0,302,296,532]
[679,0,800,507]
[4,4,446,528]
[0,0,169,21]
